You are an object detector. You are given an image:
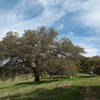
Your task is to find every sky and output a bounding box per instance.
[0,0,100,56]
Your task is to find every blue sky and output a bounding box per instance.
[0,0,100,56]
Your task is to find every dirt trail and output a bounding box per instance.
[81,87,97,100]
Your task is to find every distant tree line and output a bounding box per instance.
[0,26,99,82]
[80,56,100,75]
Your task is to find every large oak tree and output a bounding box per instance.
[0,26,85,82]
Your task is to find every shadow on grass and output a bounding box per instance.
[15,79,58,87]
[14,76,77,88]
[0,77,73,90]
[0,85,100,100]
[0,75,92,90]
[0,80,58,90]
[15,76,75,88]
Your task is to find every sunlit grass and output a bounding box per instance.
[0,74,100,100]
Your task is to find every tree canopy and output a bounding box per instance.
[0,26,85,82]
[80,56,100,75]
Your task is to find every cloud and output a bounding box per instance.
[79,43,100,57]
[85,47,99,57]
[69,32,74,37]
[75,37,100,57]
[1,0,100,34]
[59,24,64,30]
[60,32,100,57]
[0,0,68,37]
[1,0,99,34]
[74,0,100,32]
[0,0,100,56]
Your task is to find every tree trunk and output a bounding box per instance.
[33,67,40,82]
[34,72,40,82]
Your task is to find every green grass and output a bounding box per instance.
[0,74,100,100]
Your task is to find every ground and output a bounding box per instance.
[0,74,100,100]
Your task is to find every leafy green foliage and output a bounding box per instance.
[80,56,100,75]
[0,26,84,82]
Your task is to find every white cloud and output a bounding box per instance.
[58,33,100,57]
[69,32,74,37]
[0,0,86,33]
[74,0,100,32]
[62,34,100,57]
[1,0,100,34]
[1,0,99,34]
[0,0,100,56]
[85,48,99,57]
[0,0,68,37]
[80,43,99,57]
[59,24,64,30]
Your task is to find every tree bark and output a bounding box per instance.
[34,72,40,82]
[33,67,40,82]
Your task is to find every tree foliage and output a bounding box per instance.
[80,56,100,75]
[0,26,85,82]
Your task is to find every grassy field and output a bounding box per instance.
[0,74,100,100]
